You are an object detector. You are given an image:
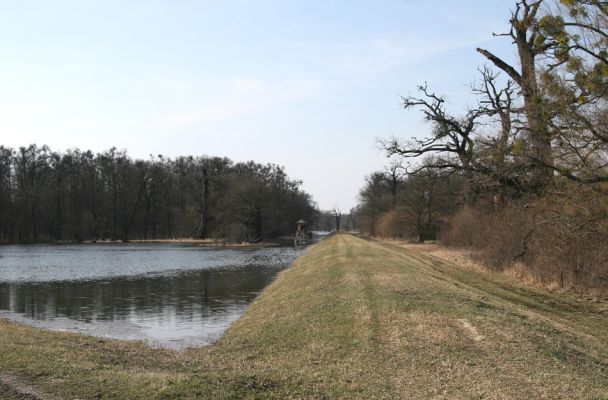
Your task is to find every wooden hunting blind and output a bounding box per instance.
[295,219,307,245]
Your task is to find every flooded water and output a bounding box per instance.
[0,244,303,348]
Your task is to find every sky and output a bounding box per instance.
[0,0,518,210]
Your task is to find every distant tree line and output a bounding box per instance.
[356,160,464,242]
[0,144,317,243]
[359,0,608,295]
[312,207,358,232]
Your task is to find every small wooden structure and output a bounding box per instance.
[294,219,308,246]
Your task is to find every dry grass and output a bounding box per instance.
[395,241,543,289]
[440,203,608,297]
[0,233,607,399]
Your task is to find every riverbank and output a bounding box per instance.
[0,233,607,399]
[0,238,287,248]
[128,238,285,248]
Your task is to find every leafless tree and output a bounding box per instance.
[379,84,488,175]
[383,159,406,208]
[477,0,558,188]
[332,206,342,231]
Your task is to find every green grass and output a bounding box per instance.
[0,233,607,399]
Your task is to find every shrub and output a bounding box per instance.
[375,210,407,239]
[441,195,608,296]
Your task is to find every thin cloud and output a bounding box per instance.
[329,36,483,77]
[173,77,322,124]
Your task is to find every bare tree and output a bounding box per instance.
[332,206,342,231]
[379,84,487,174]
[383,159,405,208]
[472,66,518,167]
[477,0,558,188]
[357,173,392,235]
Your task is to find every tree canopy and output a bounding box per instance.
[0,145,318,243]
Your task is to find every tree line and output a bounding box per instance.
[358,0,608,294]
[0,144,318,244]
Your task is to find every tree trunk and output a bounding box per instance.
[197,167,209,239]
[516,35,554,188]
[476,1,554,190]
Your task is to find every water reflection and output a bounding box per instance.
[0,244,302,347]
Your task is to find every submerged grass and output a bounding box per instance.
[0,233,607,399]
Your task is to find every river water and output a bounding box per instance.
[0,243,303,348]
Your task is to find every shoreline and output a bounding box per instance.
[129,238,285,248]
[0,237,293,248]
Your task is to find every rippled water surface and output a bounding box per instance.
[0,244,303,348]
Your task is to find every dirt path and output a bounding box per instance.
[0,372,59,400]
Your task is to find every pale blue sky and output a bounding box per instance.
[0,1,517,210]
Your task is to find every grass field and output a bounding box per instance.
[0,233,607,399]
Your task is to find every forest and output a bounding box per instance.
[0,145,317,243]
[357,0,608,294]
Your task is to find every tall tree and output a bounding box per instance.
[358,172,392,235]
[477,0,558,189]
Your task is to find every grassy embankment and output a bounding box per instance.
[0,233,607,399]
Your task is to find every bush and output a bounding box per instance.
[440,205,534,270]
[375,210,406,239]
[441,196,608,296]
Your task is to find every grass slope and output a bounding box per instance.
[0,233,607,399]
